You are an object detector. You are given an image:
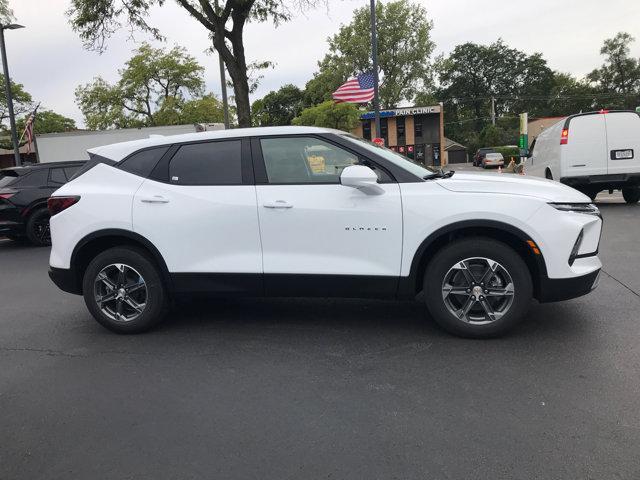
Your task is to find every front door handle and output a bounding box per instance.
[140,195,170,204]
[263,200,293,209]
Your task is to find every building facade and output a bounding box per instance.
[351,105,445,166]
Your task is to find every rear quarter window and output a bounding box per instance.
[118,146,169,177]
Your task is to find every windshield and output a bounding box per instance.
[0,169,21,188]
[341,133,435,178]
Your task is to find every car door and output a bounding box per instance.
[252,135,403,297]
[563,114,607,178]
[605,112,640,175]
[132,138,263,294]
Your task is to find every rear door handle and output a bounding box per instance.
[263,200,293,209]
[140,195,170,204]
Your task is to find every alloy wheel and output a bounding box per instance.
[94,263,147,322]
[441,257,515,325]
[33,217,51,244]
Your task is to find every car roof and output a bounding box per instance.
[1,161,87,172]
[88,125,345,161]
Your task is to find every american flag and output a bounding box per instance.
[21,104,39,154]
[332,72,376,104]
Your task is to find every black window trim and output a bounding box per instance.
[147,137,254,186]
[250,133,397,186]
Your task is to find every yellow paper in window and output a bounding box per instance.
[307,155,326,174]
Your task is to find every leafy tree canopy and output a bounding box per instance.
[0,74,33,126]
[67,0,323,128]
[292,101,360,131]
[587,32,640,109]
[75,43,207,129]
[305,0,435,108]
[252,84,305,126]
[16,110,77,134]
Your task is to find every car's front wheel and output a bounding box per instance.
[423,238,533,338]
[82,246,167,333]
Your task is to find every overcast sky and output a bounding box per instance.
[6,0,640,127]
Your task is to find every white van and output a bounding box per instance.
[527,110,640,203]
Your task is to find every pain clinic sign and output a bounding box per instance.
[360,105,441,119]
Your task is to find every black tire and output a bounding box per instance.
[622,186,640,204]
[25,207,51,246]
[423,237,533,338]
[82,246,167,334]
[545,169,553,180]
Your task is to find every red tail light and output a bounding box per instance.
[0,192,14,200]
[48,196,80,216]
[560,128,569,145]
[599,109,609,114]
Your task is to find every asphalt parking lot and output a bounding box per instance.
[1,194,639,479]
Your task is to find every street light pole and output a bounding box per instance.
[0,23,24,167]
[369,0,381,139]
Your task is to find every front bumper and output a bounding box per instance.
[537,268,600,303]
[48,267,82,295]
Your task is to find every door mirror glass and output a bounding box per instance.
[340,165,384,195]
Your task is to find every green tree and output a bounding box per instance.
[587,32,640,109]
[305,0,435,108]
[154,94,225,125]
[547,72,598,116]
[16,110,77,134]
[67,0,322,128]
[292,101,360,131]
[436,40,555,150]
[75,43,205,129]
[252,84,304,126]
[0,74,33,127]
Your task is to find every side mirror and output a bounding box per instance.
[340,165,384,195]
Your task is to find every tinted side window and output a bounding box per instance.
[49,168,66,185]
[119,146,169,177]
[15,169,48,187]
[64,166,82,179]
[169,141,242,185]
[260,137,359,184]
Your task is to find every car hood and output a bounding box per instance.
[436,172,590,202]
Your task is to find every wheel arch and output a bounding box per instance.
[70,229,172,295]
[399,220,548,300]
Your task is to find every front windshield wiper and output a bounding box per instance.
[423,170,455,180]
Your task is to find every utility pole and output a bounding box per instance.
[218,51,230,129]
[490,97,496,126]
[369,0,381,139]
[0,23,24,167]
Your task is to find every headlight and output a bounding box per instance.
[549,203,600,216]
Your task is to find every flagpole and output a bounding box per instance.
[369,0,381,139]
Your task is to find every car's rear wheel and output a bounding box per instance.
[25,207,51,246]
[622,186,640,204]
[423,238,533,338]
[82,246,167,334]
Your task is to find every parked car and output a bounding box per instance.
[527,110,640,203]
[473,147,495,167]
[0,161,86,246]
[48,126,602,338]
[482,152,505,169]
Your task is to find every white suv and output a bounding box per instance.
[48,126,603,337]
